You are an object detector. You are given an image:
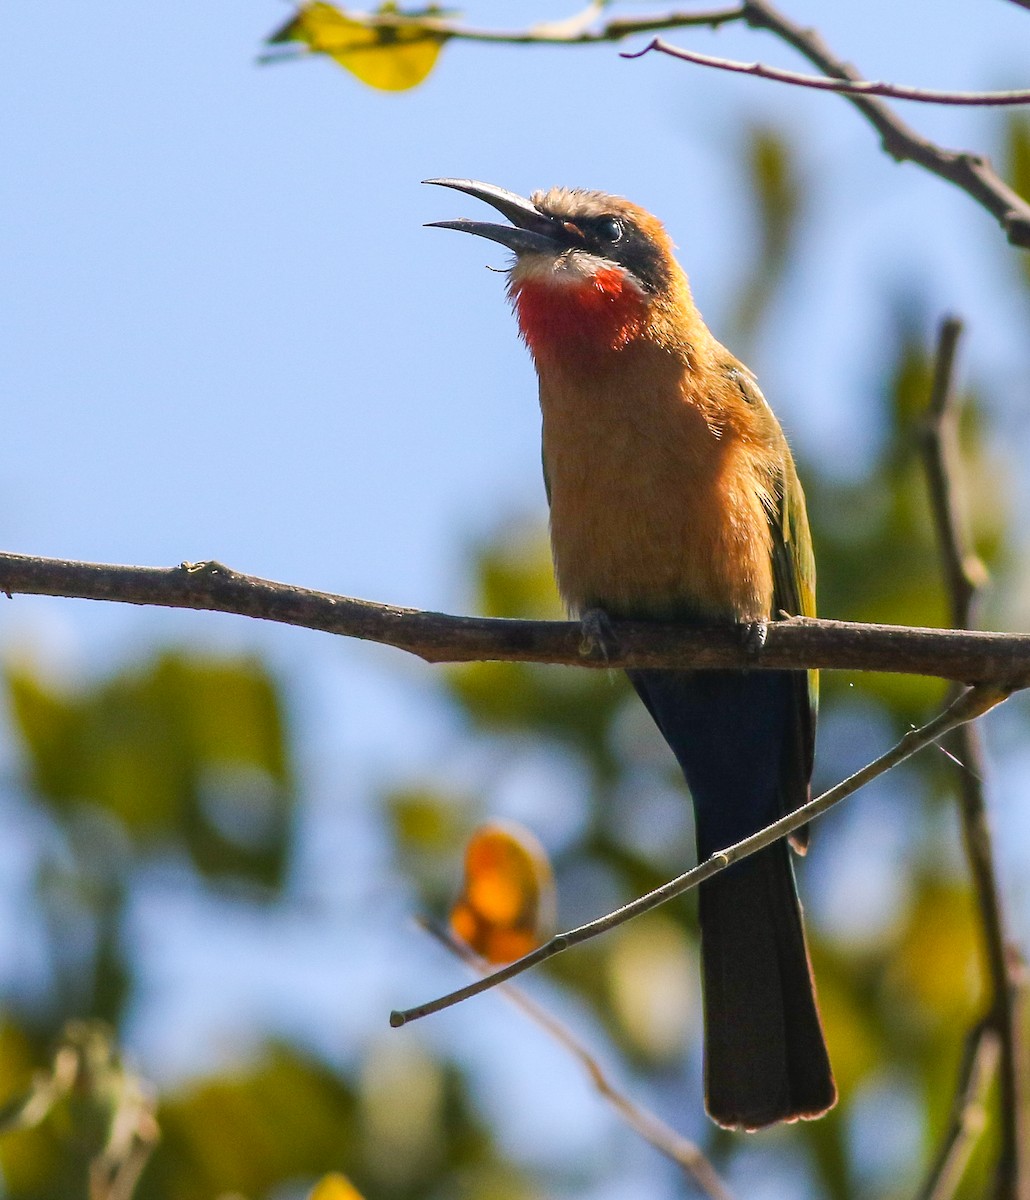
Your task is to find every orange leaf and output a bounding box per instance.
[449,822,555,963]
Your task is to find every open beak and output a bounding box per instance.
[423,178,563,255]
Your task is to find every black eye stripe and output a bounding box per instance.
[537,204,673,295]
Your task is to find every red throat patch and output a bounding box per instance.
[511,267,647,361]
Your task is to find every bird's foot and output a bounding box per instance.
[740,619,768,661]
[578,607,617,662]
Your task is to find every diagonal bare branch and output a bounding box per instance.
[419,919,735,1200]
[330,0,1030,250]
[920,317,989,620]
[265,3,1030,246]
[389,683,1010,1027]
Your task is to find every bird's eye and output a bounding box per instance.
[596,217,623,243]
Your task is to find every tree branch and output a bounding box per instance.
[920,317,989,620]
[267,1,1030,247]
[419,919,735,1200]
[919,317,1029,1200]
[624,0,1030,249]
[735,0,1030,249]
[390,683,1009,1027]
[632,40,1030,107]
[260,3,744,56]
[4,553,1030,684]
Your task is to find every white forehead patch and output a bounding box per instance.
[509,249,645,295]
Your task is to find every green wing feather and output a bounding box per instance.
[772,451,818,794]
[729,367,818,836]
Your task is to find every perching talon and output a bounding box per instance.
[578,607,617,662]
[741,619,769,659]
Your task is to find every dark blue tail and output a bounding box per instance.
[629,668,835,1129]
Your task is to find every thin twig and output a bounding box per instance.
[728,0,1030,249]
[259,3,744,58]
[919,317,1029,1200]
[916,1023,1001,1200]
[0,1022,159,1200]
[390,683,1009,1027]
[632,40,1030,107]
[4,554,1030,684]
[276,0,1030,248]
[418,919,735,1200]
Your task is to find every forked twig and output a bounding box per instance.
[419,919,735,1200]
[732,0,1030,249]
[259,3,743,54]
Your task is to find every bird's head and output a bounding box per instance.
[425,178,697,364]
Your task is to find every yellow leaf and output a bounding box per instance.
[309,1173,365,1200]
[271,3,446,91]
[888,879,981,1026]
[449,822,556,963]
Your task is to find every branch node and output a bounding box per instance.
[692,0,1030,250]
[180,559,235,581]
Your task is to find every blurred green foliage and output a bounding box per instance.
[447,523,630,777]
[806,308,1007,723]
[1004,112,1030,288]
[732,125,805,343]
[151,1043,516,1200]
[8,651,293,887]
[1,105,1028,1200]
[2,650,296,1034]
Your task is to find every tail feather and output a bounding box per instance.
[628,667,836,1128]
[701,843,835,1129]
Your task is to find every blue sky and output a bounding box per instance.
[4,1,1029,625]
[3,1,1030,1191]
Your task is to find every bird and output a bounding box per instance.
[424,178,836,1131]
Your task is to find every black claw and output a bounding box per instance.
[741,620,768,660]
